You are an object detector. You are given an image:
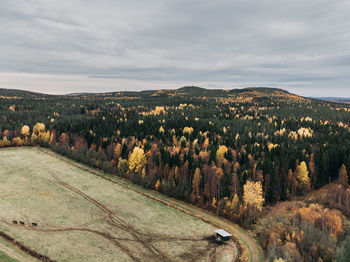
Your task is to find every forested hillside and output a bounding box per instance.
[1,86,350,261]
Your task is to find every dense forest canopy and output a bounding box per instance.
[1,86,350,261]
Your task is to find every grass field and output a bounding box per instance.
[0,147,235,262]
[0,250,18,262]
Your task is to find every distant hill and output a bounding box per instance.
[0,86,309,103]
[0,88,53,99]
[66,92,97,96]
[177,86,207,93]
[312,97,350,104]
[81,86,304,102]
[63,86,293,97]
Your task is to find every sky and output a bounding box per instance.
[1,0,350,96]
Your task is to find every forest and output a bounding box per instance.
[1,86,350,261]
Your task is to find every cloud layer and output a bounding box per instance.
[1,0,350,96]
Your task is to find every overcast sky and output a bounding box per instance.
[1,0,350,96]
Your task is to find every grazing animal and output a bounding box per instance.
[31,222,37,227]
[20,221,25,226]
[12,220,17,224]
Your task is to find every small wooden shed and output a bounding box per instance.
[215,229,232,241]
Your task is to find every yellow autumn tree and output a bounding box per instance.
[183,126,194,135]
[33,122,45,135]
[180,136,187,146]
[216,145,228,159]
[153,106,165,115]
[155,179,160,191]
[243,181,264,211]
[30,132,38,144]
[212,198,217,209]
[11,137,23,146]
[243,180,264,221]
[39,130,50,145]
[128,147,146,173]
[2,137,10,146]
[230,193,239,214]
[21,125,30,136]
[159,126,165,134]
[191,168,201,201]
[296,161,310,186]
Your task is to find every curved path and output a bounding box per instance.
[147,196,264,262]
[112,179,264,262]
[39,148,264,262]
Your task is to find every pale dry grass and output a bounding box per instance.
[0,148,233,262]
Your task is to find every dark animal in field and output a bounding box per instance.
[31,222,37,227]
[12,220,17,224]
[20,221,25,226]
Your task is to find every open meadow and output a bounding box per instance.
[0,147,235,262]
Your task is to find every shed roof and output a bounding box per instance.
[215,229,232,237]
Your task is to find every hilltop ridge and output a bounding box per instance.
[0,86,291,97]
[0,88,52,98]
[0,86,312,104]
[77,86,309,104]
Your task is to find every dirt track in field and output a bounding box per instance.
[49,170,225,262]
[1,167,227,262]
[39,148,262,262]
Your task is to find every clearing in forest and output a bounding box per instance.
[0,147,235,262]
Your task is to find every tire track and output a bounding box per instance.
[49,170,170,262]
[33,148,237,261]
[42,149,241,260]
[2,147,232,261]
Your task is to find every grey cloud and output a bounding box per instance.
[0,0,350,96]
